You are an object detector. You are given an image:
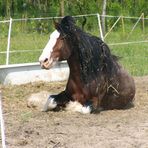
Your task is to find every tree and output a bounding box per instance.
[59,0,64,16]
[101,0,107,36]
[5,0,11,18]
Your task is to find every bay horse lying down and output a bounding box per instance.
[39,16,135,114]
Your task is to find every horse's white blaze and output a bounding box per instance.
[66,101,91,114]
[39,30,60,62]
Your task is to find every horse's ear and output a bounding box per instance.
[53,18,59,29]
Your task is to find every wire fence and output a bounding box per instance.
[0,13,148,75]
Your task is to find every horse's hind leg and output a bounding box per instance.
[101,95,134,110]
[101,68,135,110]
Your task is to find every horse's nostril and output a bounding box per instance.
[44,58,48,63]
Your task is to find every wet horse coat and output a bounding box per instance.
[39,16,135,113]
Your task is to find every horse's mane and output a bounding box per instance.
[57,16,119,84]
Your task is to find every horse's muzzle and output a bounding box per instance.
[40,57,58,70]
[40,58,51,69]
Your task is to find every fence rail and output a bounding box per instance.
[0,13,148,74]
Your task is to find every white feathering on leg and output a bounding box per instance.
[81,106,91,114]
[66,101,91,114]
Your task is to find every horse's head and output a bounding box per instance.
[39,16,77,69]
[39,29,71,69]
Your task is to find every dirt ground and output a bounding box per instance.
[0,76,148,148]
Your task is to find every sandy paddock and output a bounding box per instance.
[0,76,148,148]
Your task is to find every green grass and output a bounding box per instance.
[0,33,49,64]
[0,24,148,76]
[110,44,148,76]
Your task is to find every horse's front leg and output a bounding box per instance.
[43,91,70,111]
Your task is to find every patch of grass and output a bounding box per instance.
[110,43,148,76]
[0,32,49,64]
[20,111,33,122]
[0,25,148,76]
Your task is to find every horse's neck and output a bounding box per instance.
[67,55,81,81]
[68,55,79,72]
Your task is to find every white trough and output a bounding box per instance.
[0,62,69,85]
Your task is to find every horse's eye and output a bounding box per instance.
[61,36,65,40]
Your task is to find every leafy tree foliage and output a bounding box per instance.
[0,0,147,19]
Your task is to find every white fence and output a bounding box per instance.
[0,13,148,66]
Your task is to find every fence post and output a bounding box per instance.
[121,16,125,35]
[97,13,104,41]
[0,91,6,148]
[6,17,12,65]
[142,13,145,33]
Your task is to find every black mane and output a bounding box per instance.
[57,16,119,84]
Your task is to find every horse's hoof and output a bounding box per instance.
[42,96,57,111]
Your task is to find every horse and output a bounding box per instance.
[39,16,135,114]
